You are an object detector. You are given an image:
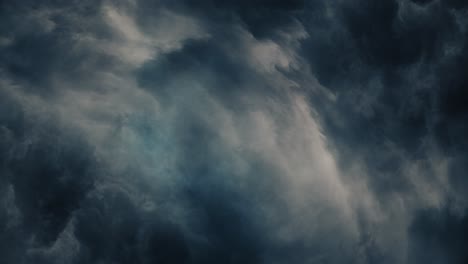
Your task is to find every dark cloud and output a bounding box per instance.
[162,0,304,38]
[0,1,101,90]
[409,207,468,263]
[300,0,468,190]
[0,89,96,262]
[1,0,468,263]
[137,38,254,105]
[411,0,433,5]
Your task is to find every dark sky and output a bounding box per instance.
[1,0,468,263]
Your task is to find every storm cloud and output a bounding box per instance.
[1,0,468,263]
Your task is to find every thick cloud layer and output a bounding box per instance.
[1,0,468,263]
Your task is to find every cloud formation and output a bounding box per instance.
[1,0,468,263]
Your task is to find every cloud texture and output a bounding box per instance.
[1,0,468,263]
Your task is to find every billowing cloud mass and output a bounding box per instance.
[1,0,468,263]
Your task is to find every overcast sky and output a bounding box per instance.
[1,0,468,263]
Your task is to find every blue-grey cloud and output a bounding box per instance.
[1,0,468,263]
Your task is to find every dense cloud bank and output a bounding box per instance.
[1,0,468,263]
